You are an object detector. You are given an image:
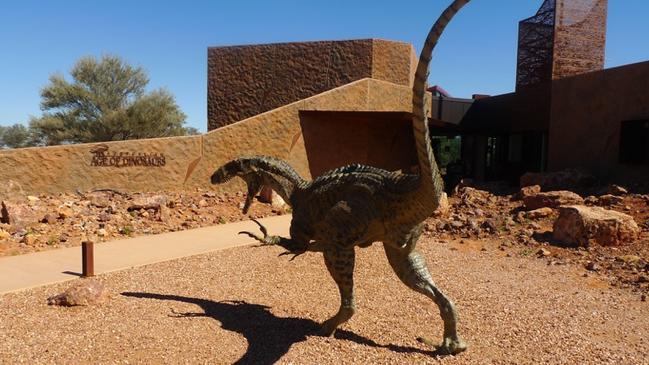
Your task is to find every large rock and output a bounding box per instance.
[1,200,40,227]
[520,169,596,191]
[597,194,624,206]
[523,190,584,210]
[553,205,640,247]
[47,279,106,306]
[456,187,491,208]
[513,184,541,201]
[604,184,628,196]
[128,194,168,211]
[258,186,286,208]
[524,207,553,219]
[128,194,168,222]
[432,192,450,217]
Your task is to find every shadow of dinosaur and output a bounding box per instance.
[121,291,437,364]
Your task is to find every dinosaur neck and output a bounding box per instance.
[259,170,302,204]
[411,0,470,214]
[252,156,307,204]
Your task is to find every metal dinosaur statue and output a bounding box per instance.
[211,0,471,355]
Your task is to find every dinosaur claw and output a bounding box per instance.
[239,230,264,243]
[251,219,268,236]
[278,250,303,261]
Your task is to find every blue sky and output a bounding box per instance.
[1,0,648,132]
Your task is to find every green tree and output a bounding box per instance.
[30,55,193,145]
[0,124,36,148]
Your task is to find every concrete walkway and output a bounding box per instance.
[0,214,291,294]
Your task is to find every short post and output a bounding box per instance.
[82,241,94,277]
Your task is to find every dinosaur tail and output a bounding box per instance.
[412,0,470,209]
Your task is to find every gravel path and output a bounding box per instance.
[1,236,647,364]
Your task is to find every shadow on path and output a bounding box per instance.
[121,292,438,364]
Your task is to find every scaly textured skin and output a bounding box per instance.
[211,0,471,355]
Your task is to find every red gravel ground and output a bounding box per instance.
[1,234,647,364]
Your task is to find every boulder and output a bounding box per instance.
[258,186,286,208]
[128,194,168,211]
[552,205,640,247]
[57,206,76,219]
[456,187,491,208]
[47,279,106,306]
[432,192,450,217]
[513,185,541,201]
[85,191,113,208]
[597,194,623,206]
[1,200,40,227]
[520,169,596,190]
[523,190,583,210]
[604,184,628,196]
[524,207,553,220]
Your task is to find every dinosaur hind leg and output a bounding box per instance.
[321,246,356,337]
[383,244,467,355]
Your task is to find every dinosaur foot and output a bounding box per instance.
[417,335,467,356]
[319,319,338,337]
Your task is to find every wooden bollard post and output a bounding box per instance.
[82,241,94,277]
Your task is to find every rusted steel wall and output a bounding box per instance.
[548,60,649,180]
[516,0,556,89]
[207,39,415,131]
[516,0,607,89]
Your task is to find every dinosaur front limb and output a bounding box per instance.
[239,219,316,259]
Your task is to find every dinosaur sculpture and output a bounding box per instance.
[211,0,470,355]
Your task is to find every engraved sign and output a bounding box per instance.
[90,145,166,167]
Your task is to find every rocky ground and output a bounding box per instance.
[1,174,648,363]
[423,183,649,299]
[0,188,287,257]
[1,178,648,300]
[1,232,647,364]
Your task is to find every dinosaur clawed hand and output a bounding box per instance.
[239,219,278,246]
[239,219,306,260]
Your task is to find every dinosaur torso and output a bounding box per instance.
[290,164,427,249]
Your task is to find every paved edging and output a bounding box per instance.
[0,214,291,294]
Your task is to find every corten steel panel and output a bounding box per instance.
[207,39,415,131]
[548,60,649,180]
[298,111,417,178]
[516,0,607,90]
[516,0,556,89]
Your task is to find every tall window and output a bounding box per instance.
[619,120,649,164]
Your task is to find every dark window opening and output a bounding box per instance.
[619,120,649,164]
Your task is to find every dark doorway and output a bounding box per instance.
[299,111,417,177]
[619,120,649,165]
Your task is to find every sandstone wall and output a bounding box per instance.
[0,79,426,196]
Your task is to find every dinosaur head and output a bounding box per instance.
[211,158,263,214]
